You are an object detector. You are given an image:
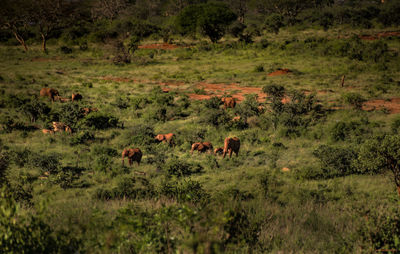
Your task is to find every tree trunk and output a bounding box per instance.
[41,33,47,52]
[13,31,28,51]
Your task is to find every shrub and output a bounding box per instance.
[203,96,222,109]
[160,179,209,204]
[19,99,51,122]
[123,124,155,146]
[58,103,84,128]
[93,154,112,172]
[163,157,203,177]
[330,120,369,142]
[199,108,231,128]
[69,131,95,146]
[81,112,120,130]
[59,45,72,54]
[265,14,284,34]
[0,191,81,253]
[313,145,357,178]
[342,92,366,110]
[95,177,155,200]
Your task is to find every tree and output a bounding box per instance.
[175,2,237,43]
[228,0,249,23]
[0,0,31,51]
[357,135,400,197]
[30,0,73,52]
[91,0,129,21]
[260,0,312,25]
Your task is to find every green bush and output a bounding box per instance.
[69,131,95,146]
[95,177,155,200]
[160,179,209,204]
[0,190,81,253]
[313,145,357,178]
[342,92,366,110]
[163,157,203,177]
[81,112,120,130]
[265,14,284,34]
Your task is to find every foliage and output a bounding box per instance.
[0,189,81,253]
[80,112,120,130]
[342,92,366,110]
[313,145,357,178]
[160,178,209,204]
[265,14,284,34]
[176,2,237,42]
[163,157,203,177]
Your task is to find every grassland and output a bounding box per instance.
[1,27,400,253]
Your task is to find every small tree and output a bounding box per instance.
[357,135,400,197]
[175,2,237,43]
[265,14,284,34]
[0,0,31,51]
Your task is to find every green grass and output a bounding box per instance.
[1,29,400,253]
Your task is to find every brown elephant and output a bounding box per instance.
[81,107,98,116]
[42,129,54,134]
[214,147,224,156]
[59,97,71,103]
[223,137,240,158]
[40,88,59,101]
[122,148,142,166]
[221,97,236,109]
[191,142,213,154]
[71,93,83,101]
[155,133,175,146]
[52,122,72,133]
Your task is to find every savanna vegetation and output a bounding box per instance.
[1,0,400,253]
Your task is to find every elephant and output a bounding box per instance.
[191,142,213,154]
[122,148,142,166]
[221,97,236,109]
[214,147,224,156]
[223,137,240,158]
[52,122,72,133]
[155,133,175,146]
[72,93,83,101]
[40,88,59,102]
[81,107,98,116]
[42,129,54,134]
[59,97,71,103]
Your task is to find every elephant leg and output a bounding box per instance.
[229,149,233,158]
[235,150,239,157]
[128,158,132,166]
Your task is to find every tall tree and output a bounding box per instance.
[260,0,312,25]
[30,0,68,52]
[0,0,31,51]
[91,0,129,21]
[228,0,249,23]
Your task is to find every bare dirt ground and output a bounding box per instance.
[363,98,400,113]
[101,76,400,114]
[268,68,292,77]
[359,31,400,41]
[138,43,182,50]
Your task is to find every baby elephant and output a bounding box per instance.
[122,148,142,166]
[214,147,224,156]
[223,137,240,158]
[40,87,59,102]
[155,133,175,146]
[191,142,213,154]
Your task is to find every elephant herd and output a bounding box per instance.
[122,134,240,167]
[40,87,240,168]
[40,87,82,102]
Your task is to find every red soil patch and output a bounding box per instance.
[360,31,400,41]
[31,57,62,62]
[363,98,400,114]
[187,82,267,102]
[138,43,181,50]
[268,68,292,77]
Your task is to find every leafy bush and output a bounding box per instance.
[81,112,120,130]
[265,14,284,34]
[176,2,237,42]
[69,131,95,146]
[123,124,155,146]
[95,177,155,200]
[199,108,231,128]
[58,103,84,128]
[203,96,222,109]
[342,92,366,110]
[163,157,203,177]
[19,99,51,122]
[313,145,357,178]
[0,191,81,253]
[59,45,72,54]
[160,179,209,204]
[330,119,369,142]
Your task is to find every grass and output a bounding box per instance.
[1,28,400,253]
